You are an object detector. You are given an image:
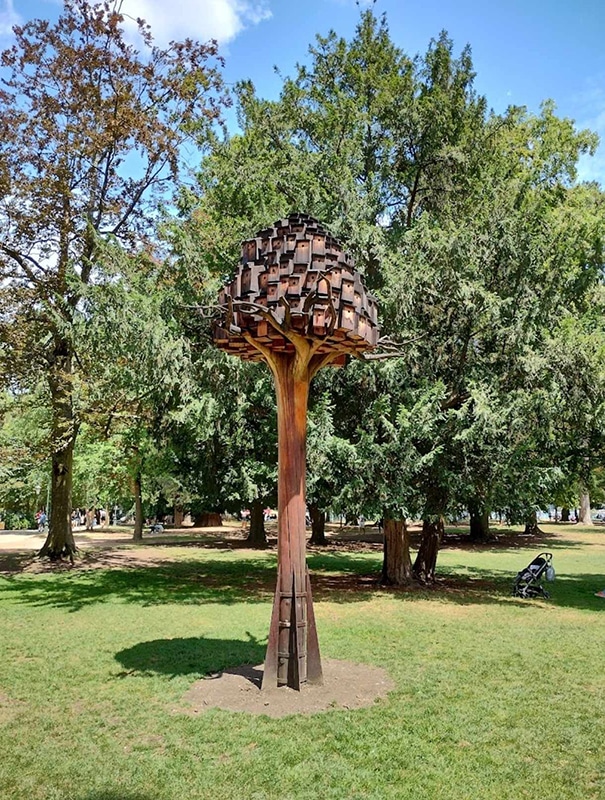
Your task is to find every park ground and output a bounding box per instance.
[0,522,603,800]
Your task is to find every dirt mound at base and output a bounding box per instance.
[180,658,394,718]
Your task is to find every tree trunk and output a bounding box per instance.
[523,510,542,536]
[309,504,327,546]
[469,503,490,542]
[38,344,77,561]
[381,518,412,586]
[561,507,570,522]
[261,353,322,690]
[413,517,444,583]
[579,492,593,525]
[133,473,144,541]
[194,511,223,527]
[247,499,267,548]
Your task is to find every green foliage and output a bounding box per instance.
[168,354,277,512]
[178,5,605,540]
[0,0,228,548]
[307,392,358,516]
[0,389,50,521]
[2,4,605,547]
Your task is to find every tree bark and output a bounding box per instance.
[523,510,542,536]
[579,492,593,525]
[133,473,144,541]
[194,511,223,527]
[381,517,412,585]
[38,343,77,561]
[261,353,322,690]
[309,503,327,545]
[273,358,310,685]
[469,503,490,542]
[561,507,570,522]
[413,517,444,583]
[246,499,268,548]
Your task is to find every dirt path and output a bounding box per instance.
[0,524,249,574]
[0,523,249,551]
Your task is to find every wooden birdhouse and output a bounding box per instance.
[214,213,379,362]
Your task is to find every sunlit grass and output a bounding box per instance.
[0,525,603,800]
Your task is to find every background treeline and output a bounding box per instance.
[1,3,604,579]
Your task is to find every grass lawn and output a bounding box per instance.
[0,524,604,800]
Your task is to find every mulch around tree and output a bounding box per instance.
[178,658,395,719]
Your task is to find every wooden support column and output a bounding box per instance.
[261,353,322,690]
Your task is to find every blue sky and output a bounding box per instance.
[1,0,604,184]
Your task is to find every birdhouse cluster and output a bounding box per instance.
[214,213,380,361]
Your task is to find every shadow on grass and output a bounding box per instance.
[442,527,605,552]
[0,552,378,612]
[0,551,35,575]
[80,793,164,800]
[0,551,602,614]
[439,563,605,612]
[0,557,277,612]
[114,633,266,678]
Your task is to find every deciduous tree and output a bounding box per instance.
[0,0,226,558]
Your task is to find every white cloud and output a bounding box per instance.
[119,0,271,46]
[0,0,21,36]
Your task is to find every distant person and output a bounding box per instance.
[38,511,47,532]
[85,508,95,530]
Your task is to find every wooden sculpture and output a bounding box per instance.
[214,213,379,690]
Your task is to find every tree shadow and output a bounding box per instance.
[79,793,161,800]
[0,552,379,612]
[437,564,605,612]
[0,551,36,575]
[0,557,277,612]
[114,632,266,678]
[0,550,602,615]
[442,529,604,552]
[529,572,605,612]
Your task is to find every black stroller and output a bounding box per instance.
[513,552,555,598]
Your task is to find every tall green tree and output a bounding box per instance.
[187,7,605,579]
[306,392,359,545]
[0,388,50,528]
[77,232,210,540]
[166,353,278,546]
[0,0,226,558]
